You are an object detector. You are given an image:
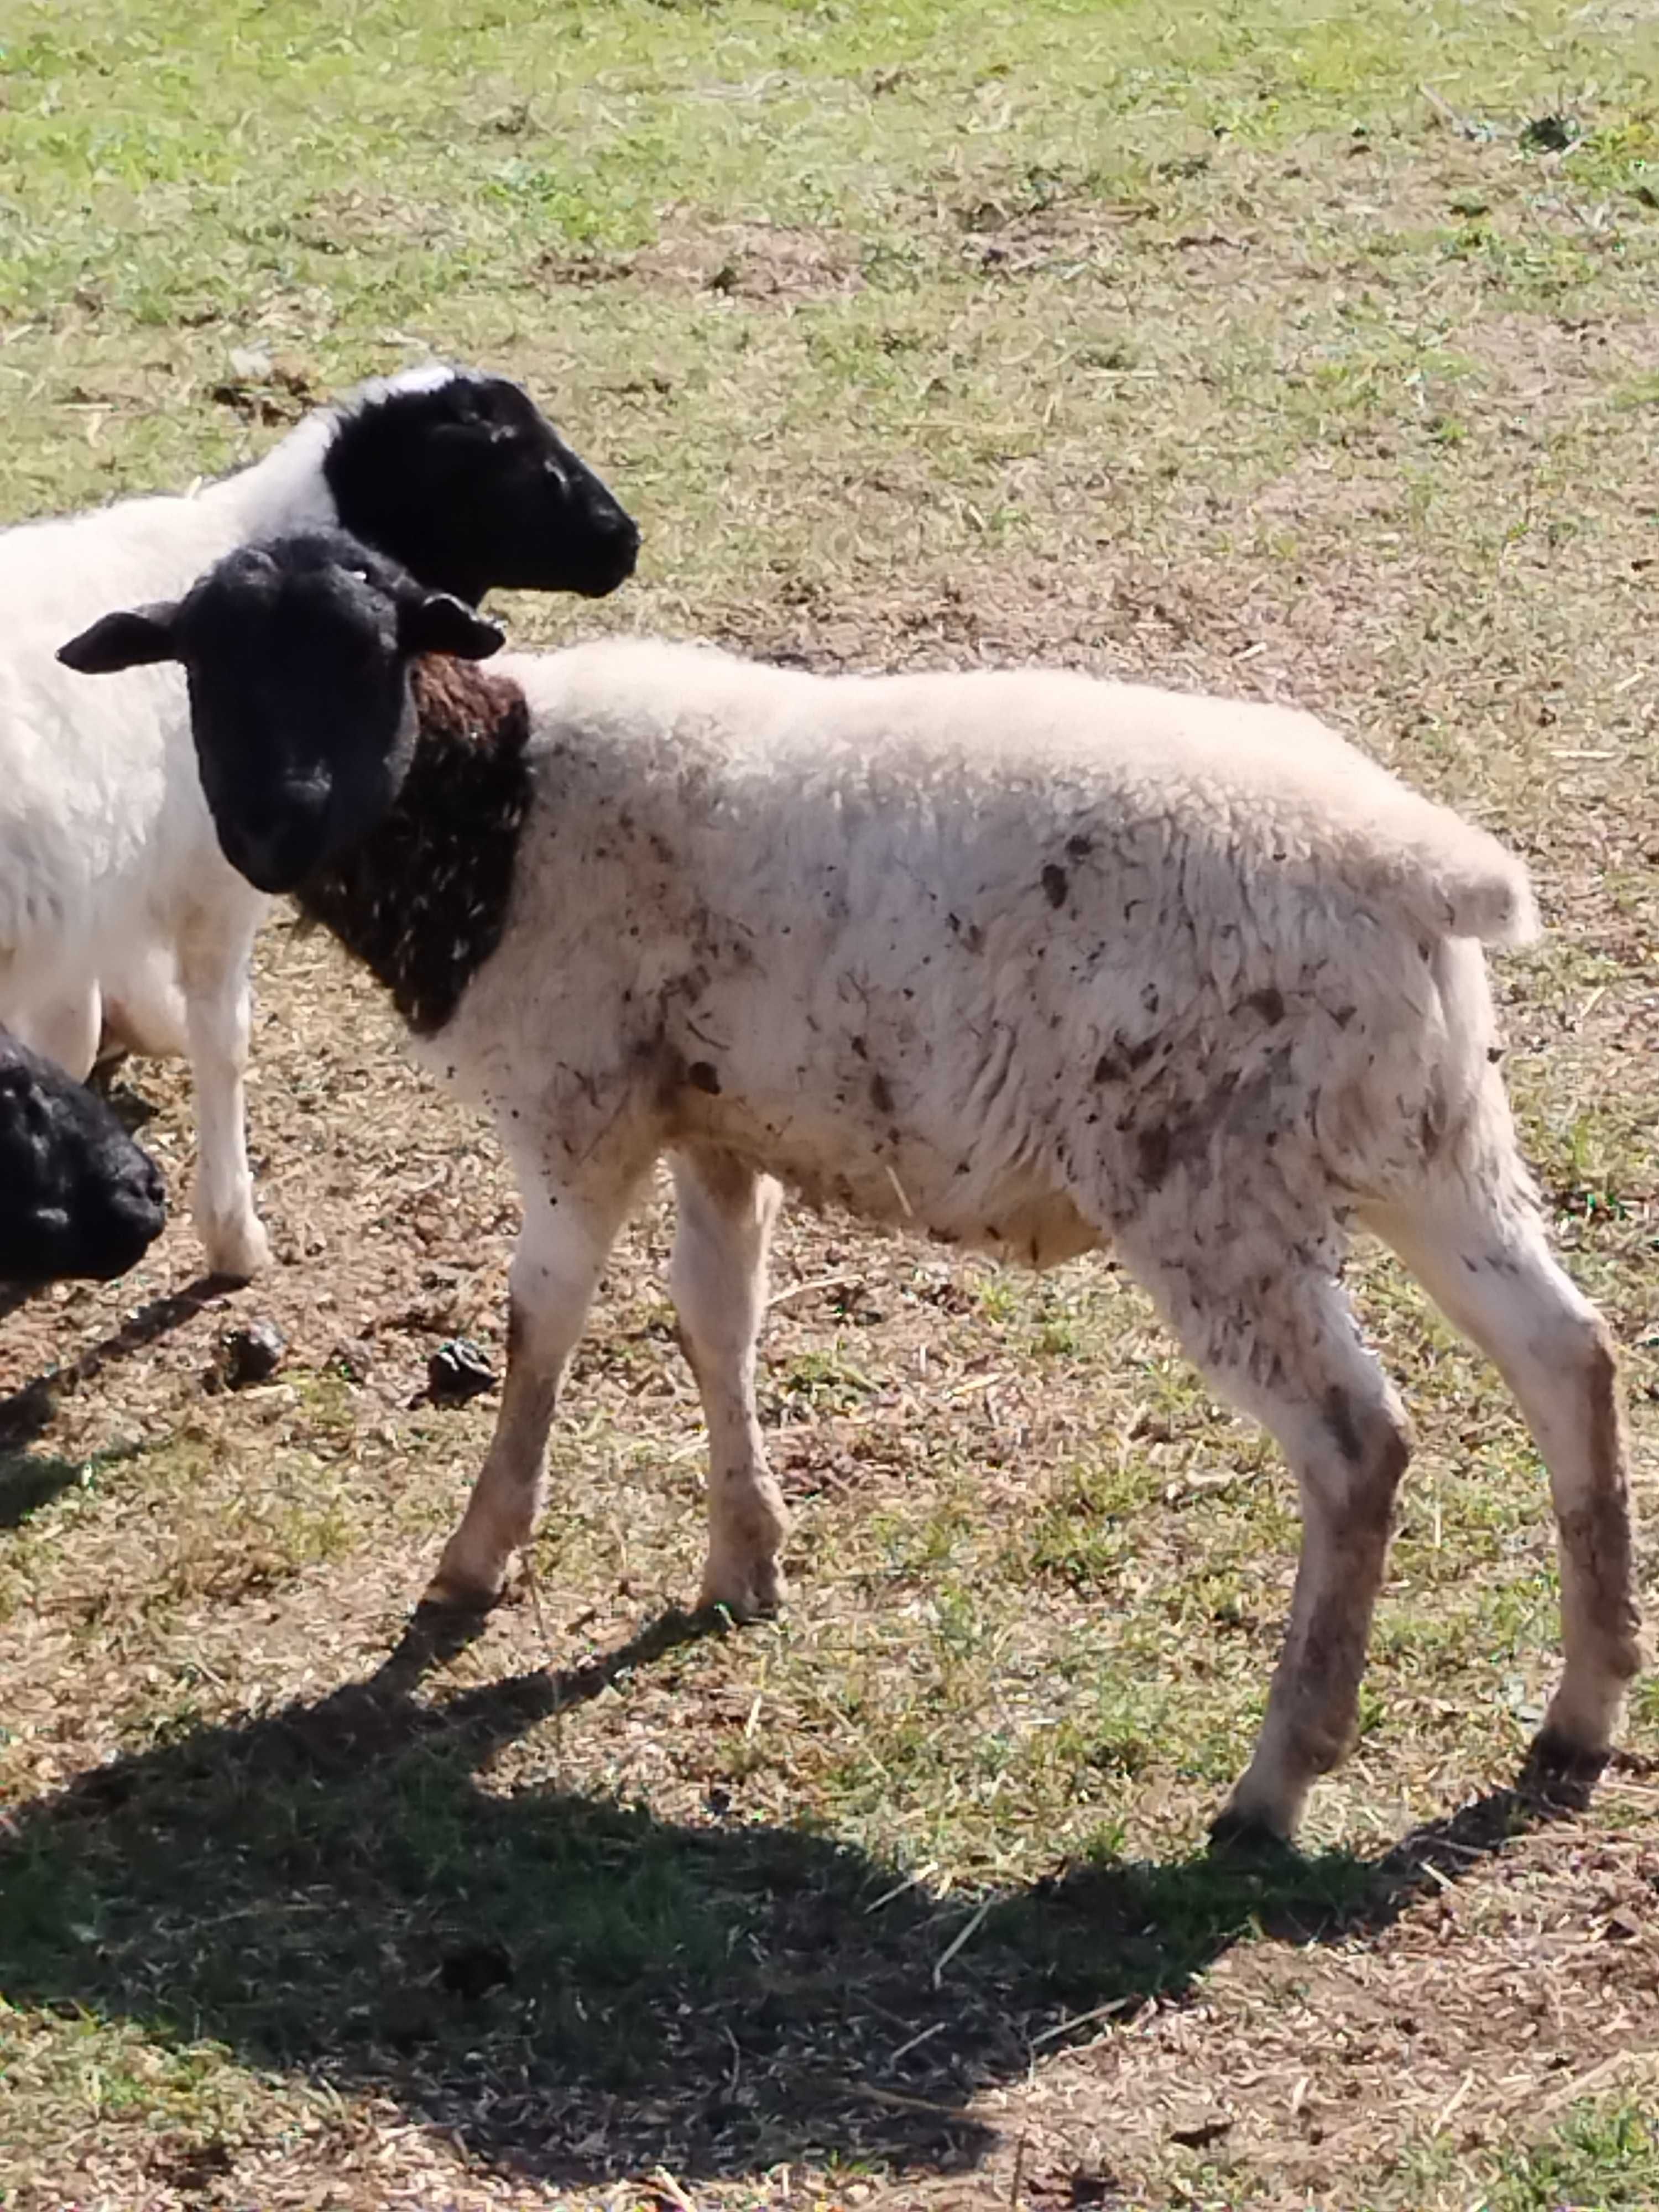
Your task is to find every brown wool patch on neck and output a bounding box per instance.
[410,655,524,747]
[298,654,534,1035]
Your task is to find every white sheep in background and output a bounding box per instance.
[61,529,1642,1845]
[0,366,637,1277]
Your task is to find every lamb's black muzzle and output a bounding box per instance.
[0,1034,167,1286]
[572,502,640,598]
[72,1151,168,1281]
[225,792,333,898]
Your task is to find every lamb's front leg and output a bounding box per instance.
[670,1146,788,1618]
[424,1172,643,1612]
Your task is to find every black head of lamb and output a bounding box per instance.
[324,367,640,606]
[0,1030,166,1285]
[57,531,503,897]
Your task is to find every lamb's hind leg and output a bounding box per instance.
[425,1163,646,1611]
[1115,1206,1412,1843]
[670,1146,788,1618]
[1366,1136,1641,1794]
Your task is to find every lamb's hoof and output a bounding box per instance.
[369,1598,493,1695]
[697,1560,786,1624]
[404,1597,494,1661]
[1520,1727,1609,1812]
[200,1215,272,1284]
[1208,1805,1298,1862]
[420,1566,507,1615]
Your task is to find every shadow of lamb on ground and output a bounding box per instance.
[0,1606,1593,2189]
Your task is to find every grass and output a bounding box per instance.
[2,0,1658,2205]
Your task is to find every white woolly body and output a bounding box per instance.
[433,640,1537,1277]
[0,415,343,1011]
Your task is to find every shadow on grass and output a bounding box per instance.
[0,1448,87,1528]
[0,1608,1581,2187]
[0,1271,231,1449]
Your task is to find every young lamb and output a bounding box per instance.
[60,529,1643,1844]
[0,1026,165,1285]
[0,364,637,1280]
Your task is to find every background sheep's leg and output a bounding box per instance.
[180,912,268,1280]
[102,942,190,1060]
[1117,1213,1411,1842]
[1366,1167,1640,1788]
[12,975,102,1081]
[670,1146,788,1618]
[424,1168,644,1612]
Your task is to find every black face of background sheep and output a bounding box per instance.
[58,533,502,895]
[0,1031,166,1284]
[324,372,639,607]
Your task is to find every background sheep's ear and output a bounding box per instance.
[57,606,181,674]
[397,590,504,662]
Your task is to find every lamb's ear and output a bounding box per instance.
[397,589,504,662]
[57,605,181,675]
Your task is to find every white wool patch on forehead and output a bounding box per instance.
[293,362,475,468]
[356,362,473,404]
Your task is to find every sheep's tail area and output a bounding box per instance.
[1349,804,1541,1205]
[1361,809,1540,950]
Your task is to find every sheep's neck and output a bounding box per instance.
[296,656,534,1036]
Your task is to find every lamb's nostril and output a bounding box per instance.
[229,789,328,892]
[588,512,639,589]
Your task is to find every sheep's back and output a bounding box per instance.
[507,641,1533,953]
[461,645,1524,1250]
